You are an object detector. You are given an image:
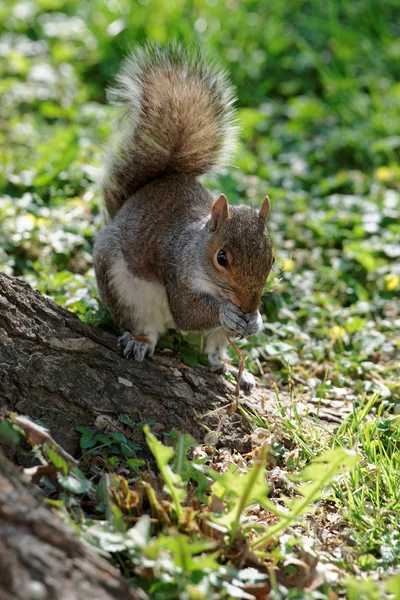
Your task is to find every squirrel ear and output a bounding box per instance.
[210,194,230,231]
[259,195,271,223]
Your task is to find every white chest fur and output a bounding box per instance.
[109,256,174,335]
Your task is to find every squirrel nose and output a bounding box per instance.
[233,294,260,314]
[232,295,242,310]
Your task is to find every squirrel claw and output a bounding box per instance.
[118,332,157,362]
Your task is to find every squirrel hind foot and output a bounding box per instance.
[204,327,230,367]
[119,332,157,362]
[207,350,229,367]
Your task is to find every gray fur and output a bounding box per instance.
[94,45,274,370]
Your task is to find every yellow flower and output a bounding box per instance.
[36,217,51,227]
[330,325,346,340]
[376,167,391,182]
[385,274,400,292]
[282,258,294,272]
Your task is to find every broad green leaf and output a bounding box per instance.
[109,432,128,444]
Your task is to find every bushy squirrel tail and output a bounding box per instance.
[102,42,238,217]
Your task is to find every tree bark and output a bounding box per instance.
[0,448,145,600]
[0,274,279,460]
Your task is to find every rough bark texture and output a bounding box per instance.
[0,448,145,600]
[0,273,280,461]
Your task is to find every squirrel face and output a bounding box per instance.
[206,195,274,313]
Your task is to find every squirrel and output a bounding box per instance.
[93,43,274,387]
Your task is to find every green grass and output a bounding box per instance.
[248,392,400,562]
[1,0,400,598]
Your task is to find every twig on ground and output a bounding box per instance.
[10,414,79,467]
[227,335,245,411]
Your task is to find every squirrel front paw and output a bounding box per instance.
[118,332,157,362]
[219,302,262,337]
[219,301,248,336]
[244,310,262,336]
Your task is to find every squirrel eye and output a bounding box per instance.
[216,249,229,268]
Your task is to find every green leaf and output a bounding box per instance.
[94,434,112,444]
[80,433,97,449]
[109,432,128,444]
[120,443,134,457]
[263,342,299,366]
[77,426,97,449]
[183,331,203,350]
[345,577,382,600]
[0,420,21,445]
[206,448,277,547]
[85,523,127,553]
[76,426,94,436]
[386,573,400,599]
[221,581,255,599]
[57,467,93,495]
[252,447,359,548]
[45,445,69,475]
[126,514,151,548]
[148,534,219,572]
[118,414,136,427]
[358,331,386,356]
[180,345,199,367]
[127,458,146,469]
[172,432,197,477]
[107,456,120,467]
[144,425,185,520]
[110,503,125,533]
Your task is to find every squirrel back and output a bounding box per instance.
[103,43,239,218]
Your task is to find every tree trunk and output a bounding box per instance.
[0,448,145,600]
[0,274,279,460]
